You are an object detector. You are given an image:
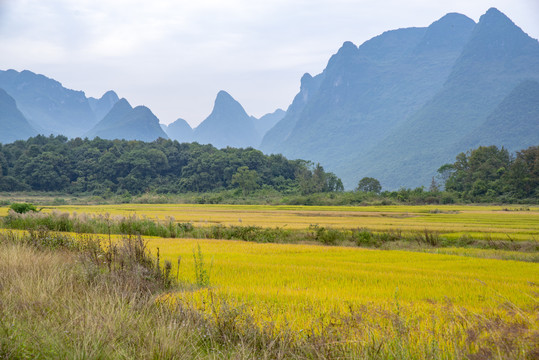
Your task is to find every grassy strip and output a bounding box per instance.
[3,210,538,258]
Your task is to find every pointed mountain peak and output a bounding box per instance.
[211,90,248,118]
[113,98,132,111]
[131,105,155,117]
[170,118,192,129]
[476,7,521,32]
[326,41,360,70]
[166,118,193,143]
[460,7,539,61]
[95,98,132,126]
[215,90,235,103]
[428,12,475,30]
[300,73,314,90]
[416,12,475,52]
[100,90,119,102]
[482,7,510,22]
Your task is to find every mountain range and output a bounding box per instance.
[0,7,537,189]
[261,8,539,189]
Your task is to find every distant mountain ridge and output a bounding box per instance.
[261,8,539,189]
[0,70,97,137]
[164,118,193,143]
[88,90,120,122]
[191,91,260,149]
[339,8,539,189]
[85,98,168,141]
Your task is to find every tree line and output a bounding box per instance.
[437,145,538,202]
[0,136,536,203]
[352,145,537,204]
[0,135,343,195]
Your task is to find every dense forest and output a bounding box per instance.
[0,135,343,196]
[438,145,538,202]
[0,136,536,204]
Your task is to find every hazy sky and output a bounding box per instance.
[1,0,538,126]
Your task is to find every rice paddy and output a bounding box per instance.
[1,203,538,357]
[1,203,537,241]
[150,237,538,356]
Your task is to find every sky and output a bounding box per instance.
[1,0,538,127]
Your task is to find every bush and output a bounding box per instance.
[10,202,38,214]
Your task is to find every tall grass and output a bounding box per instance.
[3,209,537,257]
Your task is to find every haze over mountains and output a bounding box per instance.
[0,89,37,143]
[0,7,537,189]
[262,8,539,189]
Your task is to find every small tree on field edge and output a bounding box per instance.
[356,177,382,194]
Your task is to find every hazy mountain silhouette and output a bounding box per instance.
[458,80,539,152]
[252,109,286,138]
[193,91,260,148]
[165,118,193,143]
[0,89,37,143]
[85,99,168,141]
[261,13,475,179]
[88,90,119,122]
[261,8,539,189]
[348,8,539,189]
[0,69,97,137]
[1,8,537,191]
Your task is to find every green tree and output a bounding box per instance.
[231,166,260,195]
[356,177,382,193]
[503,146,539,198]
[444,146,511,198]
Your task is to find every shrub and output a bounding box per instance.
[10,202,38,214]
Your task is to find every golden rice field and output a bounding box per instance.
[1,203,538,356]
[1,203,536,240]
[150,237,538,355]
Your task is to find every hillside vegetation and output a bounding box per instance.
[0,135,342,196]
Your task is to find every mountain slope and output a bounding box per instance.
[193,91,259,148]
[261,12,476,185]
[165,118,193,143]
[0,70,97,137]
[0,89,37,143]
[86,99,168,141]
[88,90,120,122]
[351,8,539,189]
[458,80,539,152]
[261,73,324,151]
[253,109,286,138]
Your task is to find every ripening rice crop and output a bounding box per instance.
[150,237,539,357]
[1,204,537,241]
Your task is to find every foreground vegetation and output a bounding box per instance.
[1,201,538,358]
[0,230,318,359]
[1,226,537,359]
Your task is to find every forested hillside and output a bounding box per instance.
[0,135,342,195]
